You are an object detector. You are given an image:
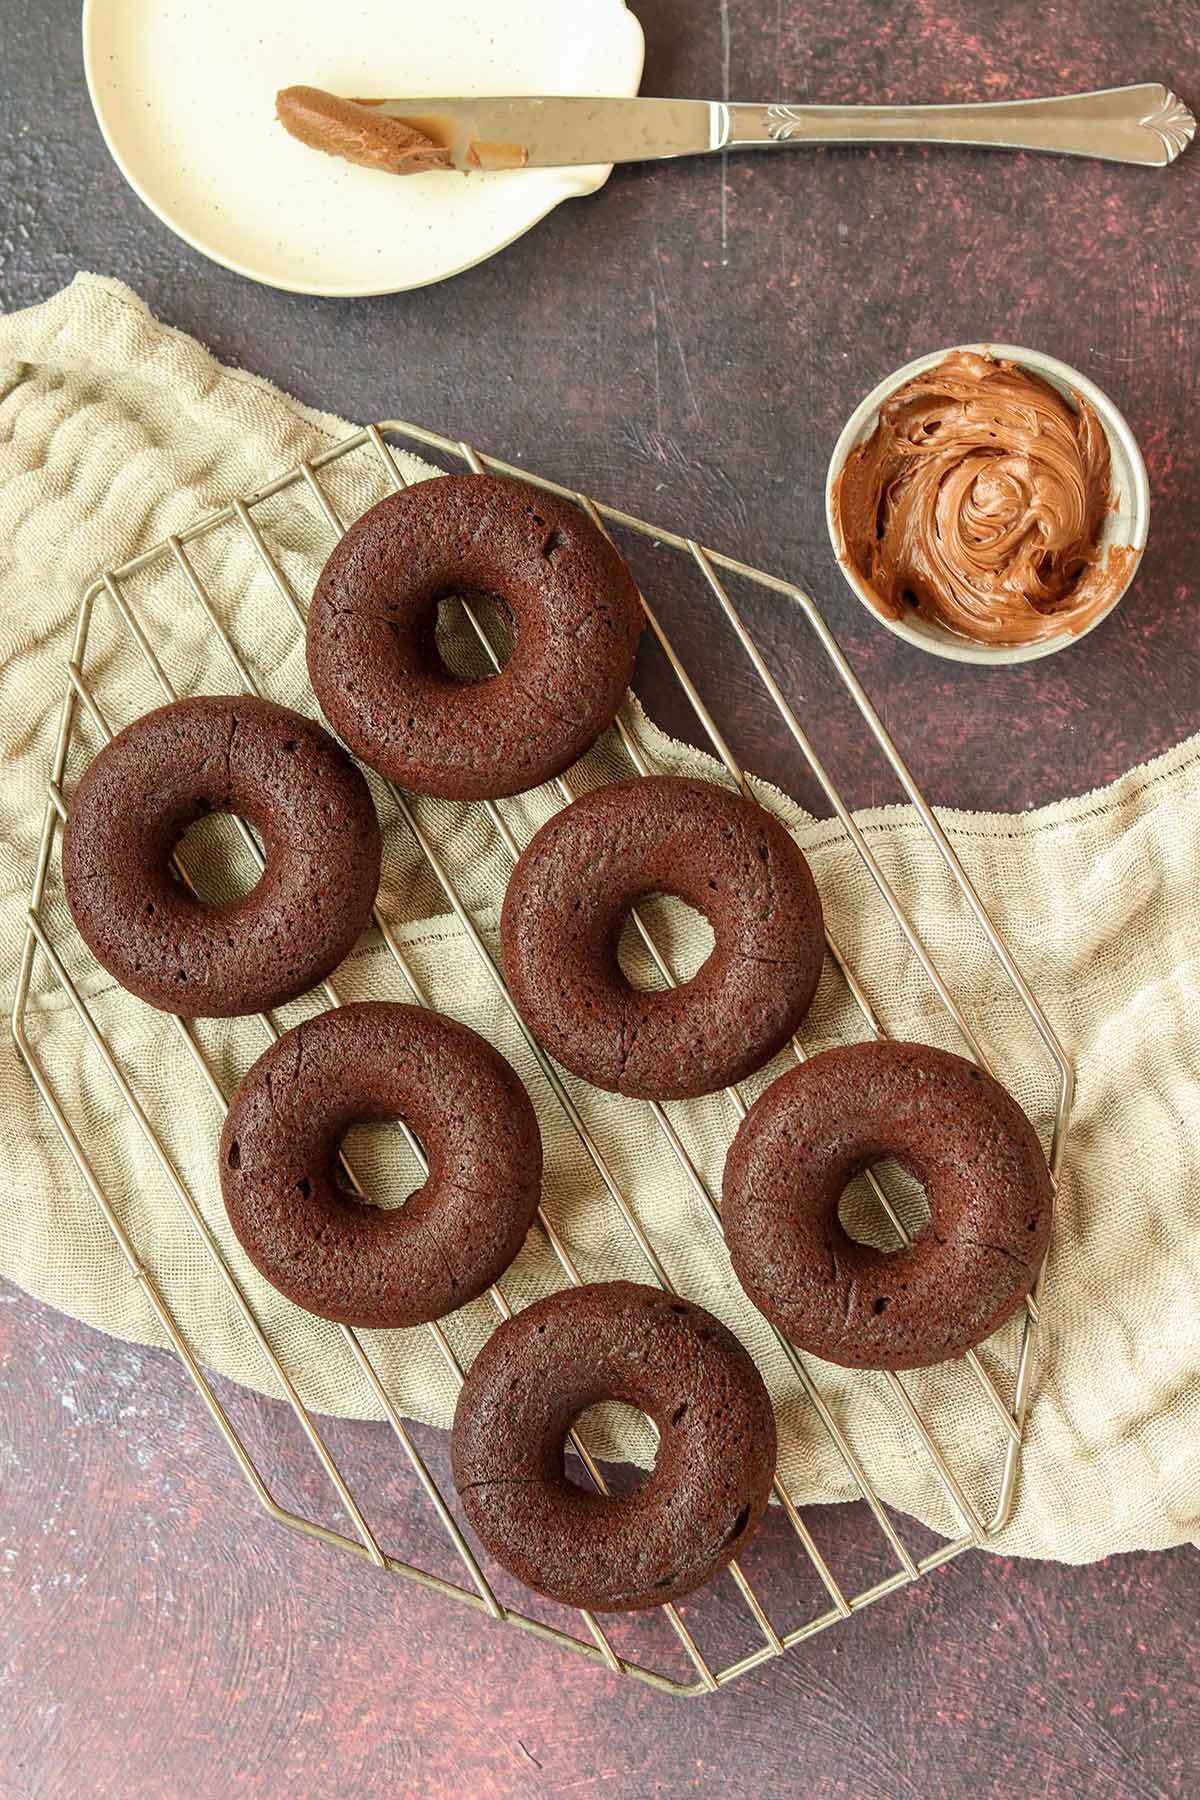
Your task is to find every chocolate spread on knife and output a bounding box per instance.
[275,86,529,174]
[832,350,1137,646]
[275,86,454,174]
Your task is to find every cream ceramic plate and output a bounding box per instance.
[83,0,645,296]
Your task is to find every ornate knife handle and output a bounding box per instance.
[727,83,1194,168]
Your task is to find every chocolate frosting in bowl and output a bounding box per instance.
[832,350,1137,647]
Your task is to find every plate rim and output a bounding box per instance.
[81,0,646,298]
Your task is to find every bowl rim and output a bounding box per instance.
[824,342,1151,667]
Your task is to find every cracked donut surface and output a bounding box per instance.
[62,695,381,1017]
[219,1002,542,1328]
[451,1281,777,1611]
[306,473,644,800]
[500,775,825,1101]
[722,1040,1052,1370]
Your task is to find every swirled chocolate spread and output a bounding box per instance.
[276,87,453,174]
[832,350,1136,646]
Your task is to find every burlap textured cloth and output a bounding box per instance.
[3,276,1197,1564]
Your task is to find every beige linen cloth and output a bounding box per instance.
[2,275,1197,1566]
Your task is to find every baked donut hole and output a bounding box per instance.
[433,590,515,682]
[837,1157,932,1252]
[333,1119,430,1205]
[566,1401,659,1493]
[172,809,263,907]
[615,893,716,991]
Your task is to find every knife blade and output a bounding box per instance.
[367,96,725,171]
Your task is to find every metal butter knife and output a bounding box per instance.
[360,83,1194,171]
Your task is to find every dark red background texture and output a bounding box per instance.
[1,1,1197,1796]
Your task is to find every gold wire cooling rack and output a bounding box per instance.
[12,420,1073,1697]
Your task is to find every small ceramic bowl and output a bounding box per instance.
[824,343,1150,666]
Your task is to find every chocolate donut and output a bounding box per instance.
[62,696,381,1019]
[722,1041,1053,1370]
[500,776,825,1101]
[219,1002,542,1328]
[451,1282,776,1611]
[305,474,644,800]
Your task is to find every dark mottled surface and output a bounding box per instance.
[4,2,1196,815]
[3,1281,1199,1798]
[3,0,1198,1793]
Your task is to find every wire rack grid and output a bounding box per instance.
[12,419,1074,1697]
